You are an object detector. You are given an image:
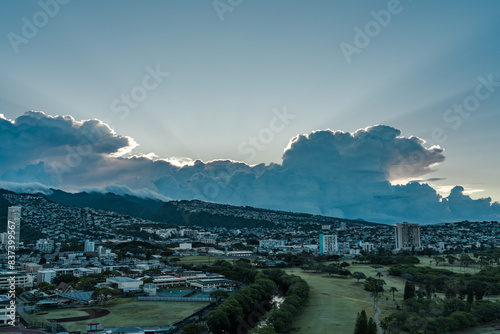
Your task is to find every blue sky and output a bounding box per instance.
[0,1,499,223]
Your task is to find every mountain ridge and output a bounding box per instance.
[0,187,386,229]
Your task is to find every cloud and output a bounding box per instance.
[0,111,135,175]
[1,111,499,224]
[0,180,53,195]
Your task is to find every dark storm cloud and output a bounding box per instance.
[1,112,498,224]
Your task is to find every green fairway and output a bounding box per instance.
[416,255,482,274]
[29,298,208,332]
[285,268,378,333]
[285,262,413,333]
[286,258,499,334]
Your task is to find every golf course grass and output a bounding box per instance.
[415,255,483,274]
[284,261,414,333]
[29,297,208,332]
[285,268,378,333]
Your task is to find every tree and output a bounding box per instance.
[210,290,229,303]
[37,282,56,292]
[206,309,230,333]
[354,310,368,334]
[340,261,350,268]
[338,269,351,277]
[376,271,384,295]
[52,274,79,286]
[404,281,416,300]
[467,288,474,304]
[389,287,398,301]
[92,287,120,305]
[367,317,377,334]
[248,325,278,334]
[15,286,24,296]
[182,323,206,334]
[364,277,384,293]
[434,256,445,266]
[76,277,98,291]
[353,272,366,283]
[324,263,338,276]
[446,255,457,269]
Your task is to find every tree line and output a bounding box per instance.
[205,265,309,333]
[382,263,500,332]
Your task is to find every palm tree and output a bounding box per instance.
[376,271,384,295]
[389,286,398,301]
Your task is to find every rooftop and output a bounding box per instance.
[107,277,141,283]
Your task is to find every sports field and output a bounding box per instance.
[29,297,208,332]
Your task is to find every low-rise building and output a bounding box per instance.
[106,277,142,292]
[143,283,157,296]
[259,239,285,249]
[190,278,233,292]
[21,263,42,273]
[0,295,14,325]
[0,271,34,289]
[38,269,57,284]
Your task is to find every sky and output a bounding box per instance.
[0,0,499,224]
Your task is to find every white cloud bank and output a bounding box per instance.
[1,111,499,224]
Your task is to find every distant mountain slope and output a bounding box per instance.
[151,199,384,229]
[44,189,165,220]
[151,201,277,228]
[0,188,384,229]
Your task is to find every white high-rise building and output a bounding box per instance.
[36,239,54,253]
[37,269,57,284]
[319,234,338,255]
[0,232,8,245]
[362,242,375,253]
[395,222,421,251]
[7,207,21,249]
[84,240,95,252]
